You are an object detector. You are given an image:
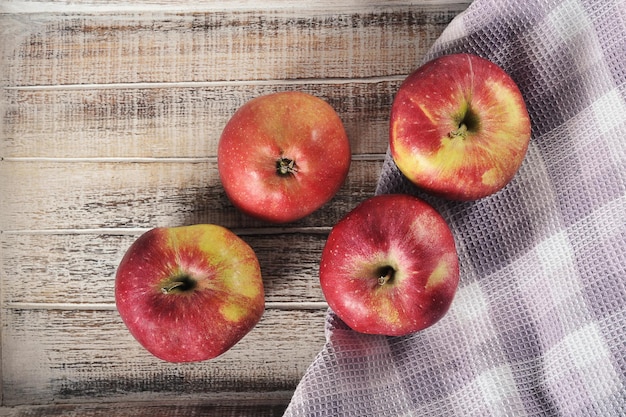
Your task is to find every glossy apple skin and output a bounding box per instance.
[115,224,265,363]
[218,91,351,223]
[390,53,531,200]
[320,194,459,336]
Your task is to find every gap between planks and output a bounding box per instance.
[5,301,328,311]
[3,76,407,91]
[0,226,332,235]
[0,154,386,163]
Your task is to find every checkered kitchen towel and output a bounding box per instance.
[284,0,626,415]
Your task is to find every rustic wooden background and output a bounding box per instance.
[0,1,470,415]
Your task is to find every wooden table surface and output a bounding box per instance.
[0,1,470,415]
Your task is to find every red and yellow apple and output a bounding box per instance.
[319,194,459,336]
[115,224,265,363]
[390,53,531,200]
[218,91,351,223]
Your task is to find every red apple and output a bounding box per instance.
[319,194,459,336]
[390,53,531,200]
[115,224,265,363]
[218,91,351,223]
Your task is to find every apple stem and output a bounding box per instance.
[161,275,196,294]
[449,123,468,139]
[161,281,186,294]
[276,157,298,176]
[377,266,395,286]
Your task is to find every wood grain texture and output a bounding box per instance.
[2,82,398,158]
[1,231,328,304]
[0,0,469,412]
[2,6,462,86]
[2,0,471,9]
[0,401,289,417]
[2,308,327,405]
[0,159,383,231]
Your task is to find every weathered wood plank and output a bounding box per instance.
[2,82,396,158]
[0,401,289,417]
[2,0,472,11]
[1,308,327,406]
[2,7,462,86]
[0,159,383,231]
[1,231,328,304]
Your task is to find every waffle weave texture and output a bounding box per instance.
[284,0,626,415]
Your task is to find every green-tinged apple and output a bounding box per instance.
[319,194,459,336]
[390,53,531,200]
[218,91,351,223]
[115,224,265,363]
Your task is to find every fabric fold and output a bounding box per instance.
[285,0,626,415]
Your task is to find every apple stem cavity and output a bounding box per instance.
[376,265,396,287]
[449,105,480,139]
[276,156,298,176]
[161,274,197,294]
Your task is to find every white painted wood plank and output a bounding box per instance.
[0,232,328,304]
[0,159,383,231]
[1,308,327,406]
[2,6,462,86]
[2,81,398,158]
[1,1,472,14]
[0,401,290,417]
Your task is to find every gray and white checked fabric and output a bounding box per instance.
[284,0,626,415]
